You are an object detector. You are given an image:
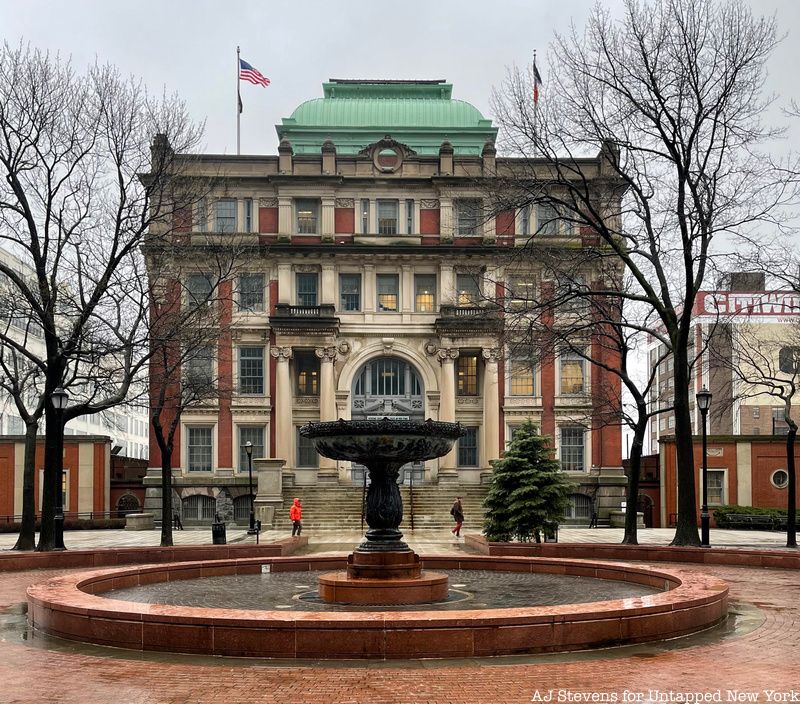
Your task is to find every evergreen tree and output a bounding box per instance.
[483,421,574,542]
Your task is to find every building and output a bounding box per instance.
[0,435,112,521]
[144,79,627,526]
[647,272,800,454]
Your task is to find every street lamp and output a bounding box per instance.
[245,441,257,534]
[696,386,713,547]
[51,386,70,551]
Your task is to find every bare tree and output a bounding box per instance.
[144,238,242,547]
[0,43,203,550]
[490,0,785,545]
[498,249,673,543]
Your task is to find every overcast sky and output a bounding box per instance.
[3,0,799,155]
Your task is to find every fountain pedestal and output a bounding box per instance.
[300,419,463,606]
[318,551,449,604]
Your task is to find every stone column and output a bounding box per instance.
[440,263,455,305]
[438,347,459,481]
[277,263,292,304]
[316,345,339,483]
[363,264,375,312]
[277,196,293,240]
[270,347,293,468]
[401,265,413,312]
[481,348,501,473]
[321,196,335,241]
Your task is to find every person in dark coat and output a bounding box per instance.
[450,496,464,538]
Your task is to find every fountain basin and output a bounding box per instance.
[27,554,728,659]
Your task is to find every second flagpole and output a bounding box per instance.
[236,45,241,155]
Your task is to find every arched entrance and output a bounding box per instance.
[351,356,425,485]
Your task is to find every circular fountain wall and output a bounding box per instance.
[27,554,728,659]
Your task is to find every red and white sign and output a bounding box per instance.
[695,291,800,317]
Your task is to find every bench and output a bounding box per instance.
[723,514,778,530]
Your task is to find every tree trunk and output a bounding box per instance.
[670,349,701,546]
[622,420,647,545]
[786,425,797,548]
[36,403,61,551]
[158,435,174,548]
[12,421,39,551]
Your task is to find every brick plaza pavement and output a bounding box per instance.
[1,528,798,703]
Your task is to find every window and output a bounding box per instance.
[215,198,237,233]
[377,274,399,312]
[508,275,536,305]
[238,273,264,312]
[185,345,214,387]
[510,355,535,396]
[183,494,215,521]
[361,199,370,233]
[457,354,478,396]
[196,198,207,232]
[414,274,436,312]
[536,203,559,235]
[369,358,409,396]
[239,347,264,394]
[779,346,800,374]
[233,495,251,522]
[456,199,481,236]
[752,407,761,419]
[406,199,415,234]
[707,470,725,505]
[560,426,585,471]
[8,415,24,434]
[772,469,789,489]
[297,427,319,467]
[187,427,213,472]
[564,493,592,520]
[244,198,253,232]
[377,200,399,235]
[340,273,361,311]
[519,204,530,236]
[560,350,586,394]
[458,426,479,466]
[296,273,318,307]
[186,273,213,307]
[773,407,789,435]
[456,273,481,306]
[238,426,265,472]
[295,351,319,396]
[295,198,319,234]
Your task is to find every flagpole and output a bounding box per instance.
[236,45,241,156]
[532,49,538,142]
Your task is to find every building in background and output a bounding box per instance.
[145,79,628,526]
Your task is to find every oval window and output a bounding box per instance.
[374,147,400,171]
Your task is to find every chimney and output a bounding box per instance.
[481,140,496,175]
[278,138,293,174]
[322,138,336,175]
[438,139,454,176]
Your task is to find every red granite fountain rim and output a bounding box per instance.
[26,554,728,629]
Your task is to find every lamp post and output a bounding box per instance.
[51,386,70,551]
[696,386,713,547]
[245,441,256,534]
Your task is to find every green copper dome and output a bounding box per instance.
[277,80,497,156]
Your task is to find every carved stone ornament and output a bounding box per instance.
[295,264,319,274]
[424,341,439,356]
[482,348,501,363]
[295,397,320,407]
[315,346,337,362]
[270,347,293,360]
[457,397,480,405]
[335,198,354,208]
[337,340,352,355]
[420,199,440,209]
[437,347,460,362]
[259,197,278,208]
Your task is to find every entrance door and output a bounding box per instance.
[351,356,425,484]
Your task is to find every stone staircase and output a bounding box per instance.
[272,484,489,532]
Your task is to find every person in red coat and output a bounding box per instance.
[289,497,303,536]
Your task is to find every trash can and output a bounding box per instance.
[211,521,227,545]
[543,520,559,543]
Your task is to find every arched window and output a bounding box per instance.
[182,495,215,522]
[116,494,140,516]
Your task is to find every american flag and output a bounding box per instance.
[239,59,270,87]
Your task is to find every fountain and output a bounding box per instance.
[298,418,463,604]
